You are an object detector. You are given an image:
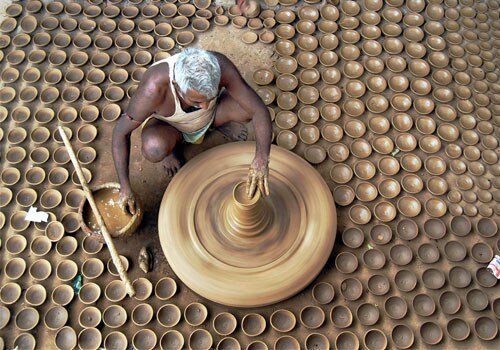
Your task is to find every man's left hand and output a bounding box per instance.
[246,156,270,198]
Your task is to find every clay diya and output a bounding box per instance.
[270,309,296,332]
[420,322,443,345]
[51,285,74,306]
[422,268,446,290]
[341,228,363,250]
[157,304,181,328]
[474,317,497,341]
[356,303,379,326]
[16,307,40,331]
[56,260,78,282]
[274,336,300,350]
[132,304,154,327]
[242,313,266,336]
[340,278,363,301]
[335,332,359,350]
[45,306,68,330]
[0,306,9,329]
[159,331,183,350]
[29,259,52,280]
[330,305,352,328]
[362,248,385,270]
[132,278,153,301]
[335,252,358,274]
[10,211,30,231]
[188,329,212,350]
[449,266,472,288]
[213,312,237,336]
[103,305,127,329]
[311,281,334,304]
[369,224,392,244]
[30,236,51,257]
[184,302,208,326]
[104,332,128,350]
[466,289,489,311]
[477,218,498,237]
[413,293,436,317]
[155,277,177,300]
[0,282,21,304]
[55,236,78,258]
[367,274,390,296]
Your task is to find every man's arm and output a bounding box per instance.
[112,66,168,212]
[216,53,273,196]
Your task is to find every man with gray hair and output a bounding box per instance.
[112,47,272,214]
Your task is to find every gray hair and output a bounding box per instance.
[173,48,221,100]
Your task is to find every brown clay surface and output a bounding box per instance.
[0,0,499,349]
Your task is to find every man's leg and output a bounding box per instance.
[141,118,183,176]
[213,90,252,141]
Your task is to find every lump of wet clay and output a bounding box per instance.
[138,246,152,273]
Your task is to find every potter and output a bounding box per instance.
[112,47,272,214]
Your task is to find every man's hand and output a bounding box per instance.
[118,187,137,215]
[246,156,270,198]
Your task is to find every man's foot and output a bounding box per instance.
[216,122,248,141]
[162,151,183,177]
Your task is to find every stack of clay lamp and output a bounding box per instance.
[0,0,499,349]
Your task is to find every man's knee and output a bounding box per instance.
[142,136,171,163]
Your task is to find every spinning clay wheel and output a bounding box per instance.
[159,142,336,307]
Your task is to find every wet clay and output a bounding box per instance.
[83,188,131,235]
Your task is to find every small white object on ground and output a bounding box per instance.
[25,206,49,223]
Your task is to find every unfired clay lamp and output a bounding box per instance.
[159,142,336,307]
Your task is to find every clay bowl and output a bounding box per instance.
[104,332,128,350]
[449,266,472,288]
[188,329,213,350]
[344,118,366,137]
[81,236,103,256]
[389,244,413,266]
[369,224,392,245]
[493,299,500,319]
[103,305,127,329]
[269,309,296,332]
[362,248,386,270]
[355,182,377,202]
[471,242,493,264]
[466,289,489,311]
[422,268,446,290]
[424,198,447,218]
[213,312,237,336]
[276,73,298,92]
[132,304,154,327]
[350,139,372,158]
[159,331,184,350]
[298,125,320,144]
[80,258,104,281]
[16,307,40,331]
[0,187,12,208]
[304,146,327,164]
[0,282,22,304]
[341,227,364,249]
[30,236,51,257]
[45,306,68,330]
[29,258,52,280]
[335,251,358,274]
[6,146,27,165]
[40,189,62,210]
[356,303,379,327]
[413,293,436,317]
[78,328,102,350]
[51,285,74,306]
[299,68,320,85]
[126,278,149,302]
[7,126,27,144]
[56,260,78,282]
[423,218,446,239]
[157,304,181,328]
[450,216,471,236]
[353,160,376,181]
[420,322,443,345]
[443,240,467,262]
[274,56,297,74]
[10,211,30,231]
[474,317,498,341]
[330,305,352,328]
[107,256,130,276]
[6,49,26,66]
[390,324,414,349]
[155,277,177,300]
[54,327,77,350]
[367,274,390,296]
[184,302,208,327]
[340,278,363,301]
[242,313,266,336]
[335,332,359,350]
[55,236,78,258]
[477,218,498,237]
[13,334,36,349]
[417,242,440,263]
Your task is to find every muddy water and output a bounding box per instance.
[83,188,131,235]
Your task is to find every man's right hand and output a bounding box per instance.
[118,187,137,215]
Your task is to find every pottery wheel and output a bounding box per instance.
[159,142,336,307]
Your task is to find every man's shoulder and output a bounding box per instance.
[144,62,171,88]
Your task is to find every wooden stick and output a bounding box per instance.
[58,126,135,297]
